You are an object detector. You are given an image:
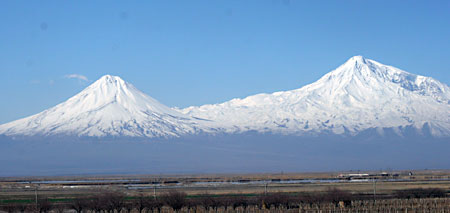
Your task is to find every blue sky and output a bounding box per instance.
[1,0,449,124]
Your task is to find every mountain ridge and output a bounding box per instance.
[1,56,449,138]
[181,56,450,137]
[0,75,209,138]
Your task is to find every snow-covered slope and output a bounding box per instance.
[181,56,450,137]
[0,75,208,138]
[1,56,449,139]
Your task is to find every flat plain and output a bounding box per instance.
[1,170,449,199]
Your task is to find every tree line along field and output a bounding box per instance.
[0,187,449,212]
[1,171,449,212]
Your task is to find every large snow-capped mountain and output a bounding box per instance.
[0,75,208,138]
[1,56,449,139]
[181,56,450,137]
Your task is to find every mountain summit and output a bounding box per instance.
[182,56,450,137]
[1,56,449,139]
[0,75,205,137]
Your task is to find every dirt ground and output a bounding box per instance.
[0,169,449,201]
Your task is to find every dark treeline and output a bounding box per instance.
[394,188,447,199]
[0,188,448,212]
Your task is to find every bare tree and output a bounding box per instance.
[16,203,29,213]
[132,194,148,213]
[256,195,267,210]
[87,195,105,213]
[36,198,52,213]
[230,196,249,211]
[52,203,67,213]
[199,195,214,212]
[103,192,125,213]
[298,192,323,206]
[1,203,19,213]
[122,202,134,213]
[145,198,163,213]
[208,197,221,212]
[199,194,230,212]
[324,187,353,207]
[219,196,233,212]
[1,203,29,213]
[161,191,187,213]
[70,197,89,213]
[264,193,290,210]
[247,197,259,211]
[185,198,199,213]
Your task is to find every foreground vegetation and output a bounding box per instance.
[0,188,448,212]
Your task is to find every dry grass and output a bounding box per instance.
[0,170,449,201]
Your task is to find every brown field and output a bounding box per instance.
[1,170,450,198]
[0,170,449,212]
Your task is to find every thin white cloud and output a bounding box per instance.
[65,74,89,81]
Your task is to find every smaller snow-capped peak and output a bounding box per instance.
[97,74,124,84]
[0,75,206,138]
[72,74,182,116]
[344,55,368,65]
